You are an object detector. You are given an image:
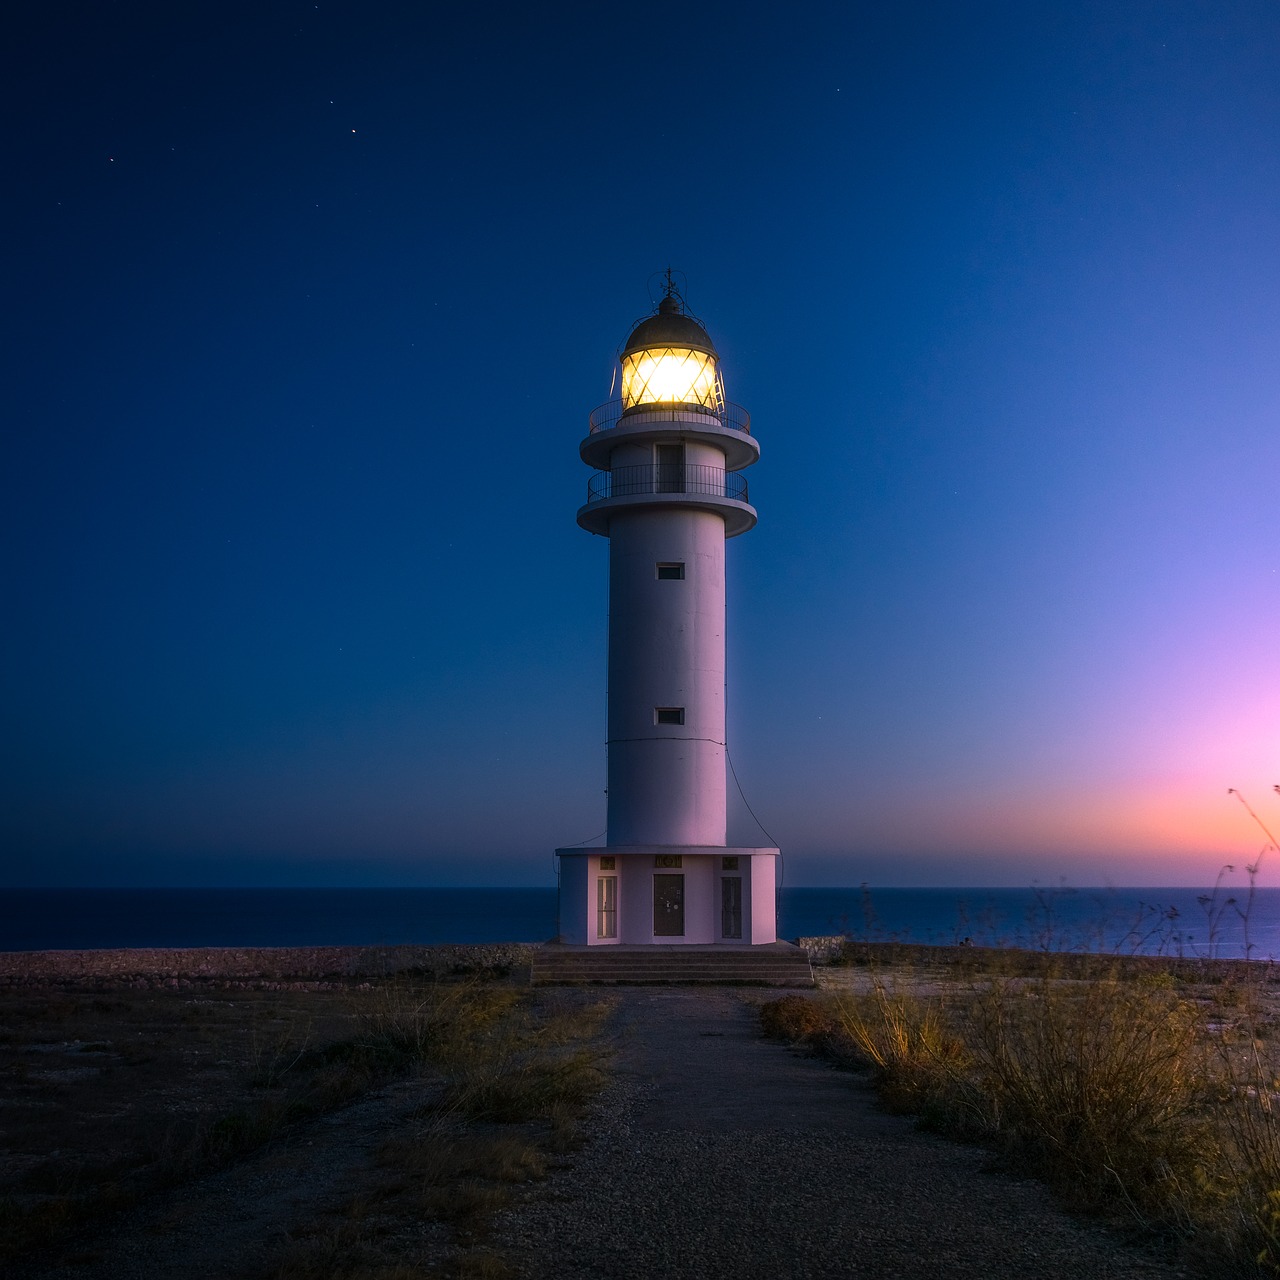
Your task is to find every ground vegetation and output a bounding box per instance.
[0,957,608,1278]
[765,942,1280,1277]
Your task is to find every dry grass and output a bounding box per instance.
[0,985,364,1261]
[964,974,1210,1214]
[1207,982,1280,1273]
[0,974,611,1278]
[764,952,1280,1276]
[265,990,613,1280]
[833,981,971,1117]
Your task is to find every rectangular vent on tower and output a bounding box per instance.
[656,562,685,580]
[655,707,685,726]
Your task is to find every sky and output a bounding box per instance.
[2,1,1278,889]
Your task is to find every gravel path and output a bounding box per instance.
[497,988,1189,1280]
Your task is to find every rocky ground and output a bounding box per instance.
[0,944,1205,1278]
[0,943,536,989]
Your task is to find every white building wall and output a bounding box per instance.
[617,856,651,943]
[680,858,716,944]
[683,438,727,472]
[750,854,778,944]
[608,440,651,470]
[606,506,728,847]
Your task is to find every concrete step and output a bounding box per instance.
[540,967,805,974]
[531,944,814,987]
[539,961,807,970]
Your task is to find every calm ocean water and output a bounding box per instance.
[2,886,1278,959]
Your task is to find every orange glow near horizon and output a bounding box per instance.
[796,769,1280,888]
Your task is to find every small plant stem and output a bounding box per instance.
[1229,789,1280,862]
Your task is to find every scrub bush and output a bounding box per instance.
[833,982,972,1117]
[758,994,837,1046]
[962,973,1210,1213]
[761,953,1280,1275]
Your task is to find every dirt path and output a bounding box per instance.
[496,988,1189,1280]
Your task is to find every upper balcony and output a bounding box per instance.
[576,463,757,538]
[588,400,752,436]
[580,399,759,472]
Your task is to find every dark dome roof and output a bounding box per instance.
[621,295,718,359]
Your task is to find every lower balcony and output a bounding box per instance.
[577,463,757,538]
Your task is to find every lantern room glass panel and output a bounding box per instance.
[620,347,720,411]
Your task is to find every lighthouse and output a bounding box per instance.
[556,280,779,947]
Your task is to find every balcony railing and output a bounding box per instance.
[588,399,752,436]
[586,464,749,505]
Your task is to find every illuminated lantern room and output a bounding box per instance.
[619,293,723,414]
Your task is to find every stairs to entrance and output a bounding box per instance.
[530,942,814,987]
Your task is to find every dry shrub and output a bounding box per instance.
[159,984,544,1203]
[759,994,837,1046]
[963,974,1211,1215]
[1209,990,1280,1272]
[442,1046,605,1123]
[425,993,610,1124]
[1229,1097,1280,1274]
[354,981,519,1063]
[832,983,972,1117]
[271,992,610,1280]
[530,996,614,1046]
[764,953,1280,1272]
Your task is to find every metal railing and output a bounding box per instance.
[588,399,752,436]
[586,464,749,504]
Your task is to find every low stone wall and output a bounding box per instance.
[797,936,846,963]
[0,943,541,990]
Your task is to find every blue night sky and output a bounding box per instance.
[3,1,1278,889]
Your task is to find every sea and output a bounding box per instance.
[2,886,1278,960]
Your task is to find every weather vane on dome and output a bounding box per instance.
[650,266,688,314]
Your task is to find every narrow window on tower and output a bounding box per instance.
[655,707,685,726]
[656,562,685,580]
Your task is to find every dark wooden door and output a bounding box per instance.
[653,874,685,936]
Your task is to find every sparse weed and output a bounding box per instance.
[0,972,608,1277]
[759,993,836,1046]
[963,972,1210,1213]
[833,982,971,1116]
[265,988,612,1280]
[763,948,1280,1275]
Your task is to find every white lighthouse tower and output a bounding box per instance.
[556,280,779,948]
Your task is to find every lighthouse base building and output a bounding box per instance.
[554,282,782,952]
[556,847,779,947]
